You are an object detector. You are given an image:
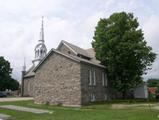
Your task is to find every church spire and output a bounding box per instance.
[22,57,26,72]
[39,16,44,43]
[33,17,47,66]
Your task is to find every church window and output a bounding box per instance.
[90,93,96,102]
[40,50,43,56]
[93,70,96,86]
[88,69,92,85]
[88,69,96,86]
[68,51,71,54]
[102,72,107,87]
[37,50,39,56]
[104,94,107,100]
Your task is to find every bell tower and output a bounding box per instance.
[32,17,47,66]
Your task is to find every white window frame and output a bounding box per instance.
[93,70,96,86]
[102,72,105,86]
[90,93,96,102]
[105,74,108,87]
[104,94,107,101]
[88,69,92,85]
[102,72,108,87]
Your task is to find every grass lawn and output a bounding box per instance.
[0,100,158,120]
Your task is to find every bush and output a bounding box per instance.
[148,93,156,101]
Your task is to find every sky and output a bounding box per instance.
[0,0,158,81]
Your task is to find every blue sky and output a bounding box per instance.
[0,0,158,80]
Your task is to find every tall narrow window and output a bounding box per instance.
[105,74,108,87]
[88,70,92,85]
[102,72,105,86]
[102,72,108,87]
[93,70,96,86]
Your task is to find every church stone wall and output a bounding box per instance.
[23,76,35,97]
[34,52,81,106]
[80,63,108,105]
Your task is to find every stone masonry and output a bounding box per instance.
[34,52,81,106]
[23,40,109,106]
[80,62,108,105]
[23,76,35,97]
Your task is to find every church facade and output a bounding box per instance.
[21,18,115,106]
[33,41,109,106]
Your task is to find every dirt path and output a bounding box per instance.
[112,103,156,109]
[0,105,52,114]
[0,97,33,102]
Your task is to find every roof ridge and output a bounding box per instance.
[33,47,105,72]
[62,40,85,50]
[61,40,91,58]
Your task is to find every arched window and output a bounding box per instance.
[43,50,45,56]
[40,50,43,57]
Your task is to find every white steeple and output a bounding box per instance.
[39,16,44,43]
[22,57,26,72]
[32,17,47,66]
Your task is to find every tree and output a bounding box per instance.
[0,56,19,91]
[5,78,19,91]
[92,12,156,99]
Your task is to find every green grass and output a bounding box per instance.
[0,100,158,120]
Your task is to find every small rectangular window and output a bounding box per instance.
[90,93,96,102]
[104,94,107,100]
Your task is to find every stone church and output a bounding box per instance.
[21,18,147,106]
[21,18,109,106]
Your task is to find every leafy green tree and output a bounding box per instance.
[0,56,19,91]
[92,12,156,99]
[0,57,12,91]
[6,78,19,91]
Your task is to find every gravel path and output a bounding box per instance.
[0,113,10,120]
[0,97,33,102]
[112,103,156,109]
[0,105,51,114]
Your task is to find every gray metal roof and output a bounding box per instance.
[86,48,101,64]
[33,48,105,72]
[60,40,91,58]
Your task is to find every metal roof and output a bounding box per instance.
[58,40,91,58]
[33,48,105,72]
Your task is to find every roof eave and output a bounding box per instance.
[33,48,81,72]
[80,61,106,68]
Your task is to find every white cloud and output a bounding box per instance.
[0,0,158,81]
[142,15,159,79]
